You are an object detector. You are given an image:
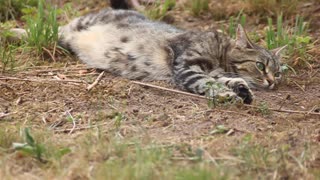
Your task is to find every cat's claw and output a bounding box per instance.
[233,84,254,104]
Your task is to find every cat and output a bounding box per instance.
[12,9,286,104]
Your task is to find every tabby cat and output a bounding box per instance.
[14,9,286,104]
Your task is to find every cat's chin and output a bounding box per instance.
[250,83,276,91]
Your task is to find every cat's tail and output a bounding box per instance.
[110,0,145,11]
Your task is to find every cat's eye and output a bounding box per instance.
[274,72,281,78]
[256,62,265,71]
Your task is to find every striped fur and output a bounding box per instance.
[56,9,285,104]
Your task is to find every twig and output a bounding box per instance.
[66,109,76,135]
[203,149,219,166]
[0,112,12,119]
[42,47,56,62]
[131,81,207,100]
[244,104,320,116]
[19,67,90,74]
[41,117,47,124]
[37,72,99,77]
[53,122,111,133]
[52,42,57,60]
[86,71,105,91]
[291,80,305,92]
[131,81,320,116]
[0,76,87,84]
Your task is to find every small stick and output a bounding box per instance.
[131,81,208,100]
[86,71,105,91]
[37,72,99,77]
[53,122,111,133]
[0,112,12,119]
[132,81,320,116]
[0,76,87,84]
[244,104,320,115]
[66,109,76,135]
[291,80,305,92]
[41,117,47,124]
[203,149,219,166]
[19,67,89,74]
[52,42,57,60]
[42,47,56,62]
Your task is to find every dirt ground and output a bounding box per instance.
[0,0,319,179]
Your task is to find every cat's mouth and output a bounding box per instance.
[253,78,278,90]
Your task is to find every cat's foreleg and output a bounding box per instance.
[173,67,238,102]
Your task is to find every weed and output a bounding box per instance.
[205,81,224,108]
[231,134,277,176]
[210,125,229,135]
[95,145,169,179]
[257,101,270,116]
[13,128,71,163]
[245,0,298,16]
[24,0,59,54]
[0,22,19,72]
[13,128,47,162]
[0,44,15,72]
[59,3,81,24]
[187,0,209,16]
[0,127,20,149]
[228,10,246,38]
[175,167,219,180]
[265,14,313,68]
[143,0,175,20]
[0,0,37,22]
[94,141,230,180]
[113,112,126,130]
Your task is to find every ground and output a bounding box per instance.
[0,0,319,179]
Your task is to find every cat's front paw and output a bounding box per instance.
[226,78,254,104]
[232,82,254,104]
[215,91,238,102]
[203,82,237,103]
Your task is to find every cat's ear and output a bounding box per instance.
[235,24,254,49]
[271,45,287,59]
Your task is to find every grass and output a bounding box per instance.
[0,124,316,179]
[0,0,65,72]
[13,128,71,163]
[24,0,59,54]
[0,0,60,72]
[142,0,176,20]
[265,14,314,68]
[0,44,15,72]
[0,0,37,22]
[228,10,247,38]
[257,102,271,116]
[187,0,209,16]
[245,0,299,16]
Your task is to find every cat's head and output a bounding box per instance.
[229,24,286,90]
